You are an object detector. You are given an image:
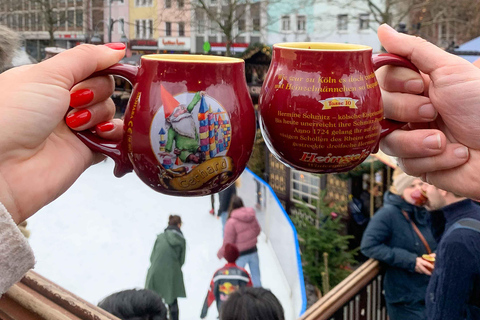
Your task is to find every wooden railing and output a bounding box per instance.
[0,271,120,320]
[1,260,386,320]
[299,259,388,320]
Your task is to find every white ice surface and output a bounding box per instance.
[27,159,294,320]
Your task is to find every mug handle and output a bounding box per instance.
[73,63,139,177]
[372,53,420,138]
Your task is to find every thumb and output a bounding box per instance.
[378,24,471,78]
[32,43,126,90]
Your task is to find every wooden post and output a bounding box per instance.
[322,252,330,294]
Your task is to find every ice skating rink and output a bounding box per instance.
[27,159,295,320]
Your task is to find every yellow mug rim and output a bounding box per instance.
[274,42,372,52]
[142,54,244,63]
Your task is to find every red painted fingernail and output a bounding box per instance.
[104,43,126,50]
[70,89,94,108]
[66,109,92,128]
[96,121,115,133]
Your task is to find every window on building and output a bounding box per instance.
[281,15,290,31]
[178,22,185,36]
[291,170,321,209]
[253,17,260,31]
[135,0,152,6]
[135,20,140,38]
[196,14,205,33]
[67,10,74,28]
[148,19,153,37]
[238,19,245,32]
[141,19,146,38]
[30,13,36,29]
[177,0,184,8]
[135,19,152,39]
[165,0,171,8]
[11,14,17,29]
[359,13,369,30]
[37,12,43,30]
[439,20,455,45]
[165,21,171,36]
[18,14,23,29]
[118,18,125,34]
[76,10,83,27]
[297,15,306,32]
[251,2,260,31]
[58,11,65,28]
[25,13,30,30]
[337,14,348,31]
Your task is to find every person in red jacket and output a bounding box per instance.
[217,196,262,287]
[201,243,252,319]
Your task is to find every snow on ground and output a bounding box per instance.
[27,158,293,320]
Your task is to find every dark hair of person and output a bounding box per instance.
[98,289,167,320]
[228,195,244,218]
[219,287,285,320]
[168,215,182,226]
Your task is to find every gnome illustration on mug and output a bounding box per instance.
[150,85,234,191]
[162,85,205,164]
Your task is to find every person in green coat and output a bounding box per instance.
[145,215,186,320]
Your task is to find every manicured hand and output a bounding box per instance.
[0,44,126,223]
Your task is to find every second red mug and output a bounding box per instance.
[259,42,418,173]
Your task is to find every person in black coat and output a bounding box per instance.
[423,186,480,320]
[217,184,236,235]
[361,168,437,320]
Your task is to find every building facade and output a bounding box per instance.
[191,0,267,54]
[0,0,103,60]
[103,0,130,44]
[127,0,159,53]
[267,0,382,51]
[156,0,192,53]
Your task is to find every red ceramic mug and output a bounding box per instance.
[259,43,418,173]
[411,188,429,206]
[75,55,256,196]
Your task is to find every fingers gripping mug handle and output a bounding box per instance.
[372,53,420,139]
[74,63,139,177]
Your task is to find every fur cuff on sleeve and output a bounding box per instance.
[0,203,35,295]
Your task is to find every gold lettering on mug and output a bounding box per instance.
[166,156,234,191]
[299,149,371,165]
[127,92,141,153]
[320,97,358,110]
[275,72,378,94]
[271,72,381,153]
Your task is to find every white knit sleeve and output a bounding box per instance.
[0,202,35,295]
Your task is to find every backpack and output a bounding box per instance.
[443,218,480,239]
[348,197,369,225]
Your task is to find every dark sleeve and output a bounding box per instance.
[360,209,417,272]
[200,277,215,318]
[217,191,226,216]
[427,238,476,320]
[179,238,186,266]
